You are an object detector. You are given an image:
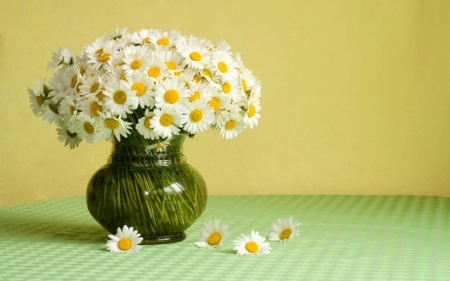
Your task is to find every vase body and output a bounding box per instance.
[86,133,207,244]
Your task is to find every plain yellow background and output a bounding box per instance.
[1,0,449,207]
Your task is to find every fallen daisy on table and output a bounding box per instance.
[194,219,230,248]
[106,225,143,253]
[268,216,301,242]
[233,230,271,255]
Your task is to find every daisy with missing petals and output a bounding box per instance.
[268,216,301,243]
[97,112,132,141]
[106,225,143,253]
[150,105,183,139]
[28,87,45,116]
[103,80,138,118]
[47,47,72,70]
[145,138,171,153]
[194,219,230,248]
[136,109,157,139]
[182,100,215,134]
[233,231,271,255]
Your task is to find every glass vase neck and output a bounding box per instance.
[108,133,187,166]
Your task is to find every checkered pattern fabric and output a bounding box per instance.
[0,195,449,280]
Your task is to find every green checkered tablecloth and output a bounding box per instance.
[0,195,449,280]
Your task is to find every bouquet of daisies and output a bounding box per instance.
[28,28,262,149]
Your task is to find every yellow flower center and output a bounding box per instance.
[36,96,43,106]
[131,59,143,69]
[120,73,127,81]
[208,98,220,111]
[157,37,170,46]
[97,91,105,101]
[242,78,247,92]
[164,89,179,104]
[90,82,99,93]
[131,82,146,97]
[71,75,77,88]
[143,37,150,44]
[247,104,256,118]
[155,141,166,149]
[104,118,119,130]
[189,91,200,102]
[148,67,160,78]
[95,48,104,55]
[189,109,203,123]
[160,114,173,127]
[83,122,94,135]
[90,102,102,116]
[118,238,132,251]
[222,82,231,94]
[279,228,292,240]
[218,62,228,73]
[245,241,258,253]
[225,120,236,130]
[203,69,212,78]
[79,65,86,75]
[113,90,127,104]
[98,53,111,62]
[165,61,177,70]
[144,117,152,129]
[190,51,202,62]
[70,106,76,115]
[192,76,201,83]
[207,233,222,245]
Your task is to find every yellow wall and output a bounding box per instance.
[1,0,449,206]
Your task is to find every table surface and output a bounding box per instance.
[0,195,449,281]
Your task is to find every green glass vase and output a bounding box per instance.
[86,132,207,244]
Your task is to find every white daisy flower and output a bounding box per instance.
[106,225,143,253]
[159,50,185,73]
[194,219,230,248]
[233,231,271,255]
[150,105,183,139]
[107,27,128,41]
[79,97,103,118]
[41,102,62,126]
[219,115,244,140]
[136,28,157,45]
[182,100,215,134]
[177,35,210,70]
[57,124,81,149]
[47,47,72,70]
[145,56,169,81]
[208,88,230,113]
[125,72,156,108]
[136,109,157,139]
[148,29,180,48]
[62,64,81,97]
[154,78,190,110]
[239,67,257,93]
[97,112,132,141]
[145,138,171,153]
[122,45,152,76]
[212,38,231,53]
[59,96,78,124]
[249,78,262,99]
[103,80,138,118]
[28,86,45,116]
[219,78,242,102]
[268,216,301,243]
[78,73,103,98]
[210,51,238,80]
[87,40,117,69]
[188,83,212,103]
[70,113,99,144]
[244,98,261,129]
